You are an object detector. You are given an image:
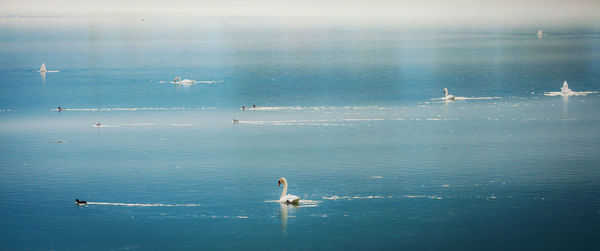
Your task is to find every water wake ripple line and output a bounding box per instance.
[86,202,200,207]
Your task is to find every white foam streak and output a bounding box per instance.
[455,97,502,100]
[86,202,200,207]
[404,195,443,200]
[237,117,460,126]
[299,200,320,205]
[322,195,385,200]
[93,124,119,128]
[115,123,154,126]
[162,80,222,85]
[341,118,384,121]
[242,106,389,111]
[93,123,154,128]
[239,120,344,126]
[544,91,597,96]
[51,107,214,112]
[170,123,193,126]
[432,97,502,101]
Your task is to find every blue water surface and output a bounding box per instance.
[1,16,600,250]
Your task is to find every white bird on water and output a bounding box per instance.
[37,63,59,73]
[561,80,572,94]
[443,88,455,100]
[278,177,300,204]
[543,80,598,96]
[173,76,194,85]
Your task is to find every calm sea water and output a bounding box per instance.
[1,17,600,250]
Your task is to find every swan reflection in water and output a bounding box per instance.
[275,177,318,234]
[37,63,59,83]
[561,89,570,118]
[279,202,300,235]
[40,71,46,83]
[277,177,299,235]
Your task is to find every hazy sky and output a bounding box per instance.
[3,0,600,22]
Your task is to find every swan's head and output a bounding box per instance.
[278,177,287,187]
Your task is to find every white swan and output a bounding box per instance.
[443,88,455,100]
[544,80,598,96]
[278,177,300,204]
[538,29,543,39]
[37,63,58,73]
[561,80,572,94]
[39,63,47,73]
[173,76,194,85]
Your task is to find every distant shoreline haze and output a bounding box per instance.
[2,0,600,23]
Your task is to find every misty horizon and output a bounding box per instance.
[2,0,599,23]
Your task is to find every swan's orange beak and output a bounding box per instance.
[278,180,281,187]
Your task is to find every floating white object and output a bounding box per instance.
[544,80,598,96]
[172,76,194,85]
[538,29,543,39]
[38,63,58,73]
[561,81,572,94]
[164,78,221,85]
[433,89,501,101]
[443,88,455,100]
[278,177,300,204]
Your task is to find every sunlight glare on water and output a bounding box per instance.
[0,16,599,249]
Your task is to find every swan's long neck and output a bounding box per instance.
[280,179,288,199]
[444,88,449,96]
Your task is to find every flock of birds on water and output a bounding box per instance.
[34,30,596,207]
[73,78,595,206]
[40,62,305,206]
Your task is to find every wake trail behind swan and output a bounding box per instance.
[86,202,200,207]
[51,107,214,112]
[544,91,598,96]
[432,97,502,101]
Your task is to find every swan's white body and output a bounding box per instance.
[278,177,300,204]
[561,81,572,94]
[543,80,598,96]
[443,88,455,100]
[173,76,194,85]
[538,30,543,39]
[37,63,58,73]
[39,63,47,73]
